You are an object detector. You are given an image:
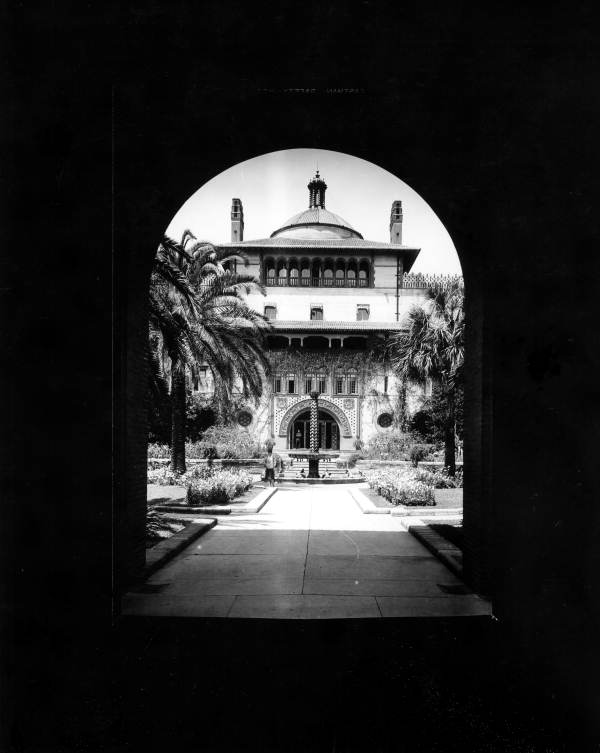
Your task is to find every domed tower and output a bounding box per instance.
[270,170,363,241]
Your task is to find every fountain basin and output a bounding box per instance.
[287,451,339,461]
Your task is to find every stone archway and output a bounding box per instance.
[288,408,341,450]
[116,141,486,599]
[278,398,352,440]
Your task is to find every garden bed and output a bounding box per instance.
[151,482,266,512]
[361,470,463,515]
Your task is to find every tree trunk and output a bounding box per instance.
[171,359,187,474]
[444,390,456,476]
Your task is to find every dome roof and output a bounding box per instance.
[270,207,363,240]
[269,170,364,240]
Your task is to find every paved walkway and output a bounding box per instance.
[123,485,490,619]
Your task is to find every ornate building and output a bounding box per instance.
[202,172,459,454]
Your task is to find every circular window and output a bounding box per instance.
[238,410,252,427]
[377,412,393,428]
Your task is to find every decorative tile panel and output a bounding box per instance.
[275,395,354,438]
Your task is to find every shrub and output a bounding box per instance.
[198,424,261,459]
[148,463,216,486]
[186,394,216,442]
[147,466,185,486]
[415,468,458,488]
[186,469,254,506]
[148,443,170,459]
[409,444,430,467]
[363,430,409,459]
[364,468,435,506]
[346,451,363,468]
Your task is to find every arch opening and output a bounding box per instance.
[127,147,475,612]
[289,409,341,450]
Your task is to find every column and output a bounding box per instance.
[308,390,320,478]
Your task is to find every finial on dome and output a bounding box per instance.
[308,170,327,209]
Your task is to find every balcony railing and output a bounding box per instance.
[266,277,369,288]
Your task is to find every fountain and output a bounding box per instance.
[287,390,340,478]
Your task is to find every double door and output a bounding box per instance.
[292,417,339,450]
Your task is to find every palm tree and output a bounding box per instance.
[389,279,464,475]
[149,231,271,474]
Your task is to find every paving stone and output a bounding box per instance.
[376,595,491,618]
[307,530,426,556]
[302,578,465,597]
[305,554,456,581]
[194,529,308,556]
[228,594,381,619]
[166,553,307,580]
[121,594,235,617]
[142,576,304,596]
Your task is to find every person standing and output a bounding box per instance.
[264,448,275,487]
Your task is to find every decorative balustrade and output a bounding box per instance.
[266,277,369,288]
[401,273,463,289]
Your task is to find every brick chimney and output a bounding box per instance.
[390,200,403,244]
[231,198,244,242]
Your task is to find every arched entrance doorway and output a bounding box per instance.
[289,409,340,450]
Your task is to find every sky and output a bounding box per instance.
[166,148,462,274]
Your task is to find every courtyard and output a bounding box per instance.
[125,484,488,619]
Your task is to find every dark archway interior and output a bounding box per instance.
[9,5,598,751]
[96,13,600,747]
[289,409,340,449]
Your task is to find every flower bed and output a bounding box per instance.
[186,469,254,506]
[147,465,191,486]
[414,467,463,489]
[364,468,436,506]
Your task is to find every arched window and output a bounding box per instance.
[312,258,322,283]
[276,259,287,286]
[358,260,370,287]
[289,267,299,286]
[317,371,328,394]
[287,372,297,394]
[335,268,345,287]
[300,259,311,286]
[347,265,357,287]
[304,372,315,394]
[265,258,276,285]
